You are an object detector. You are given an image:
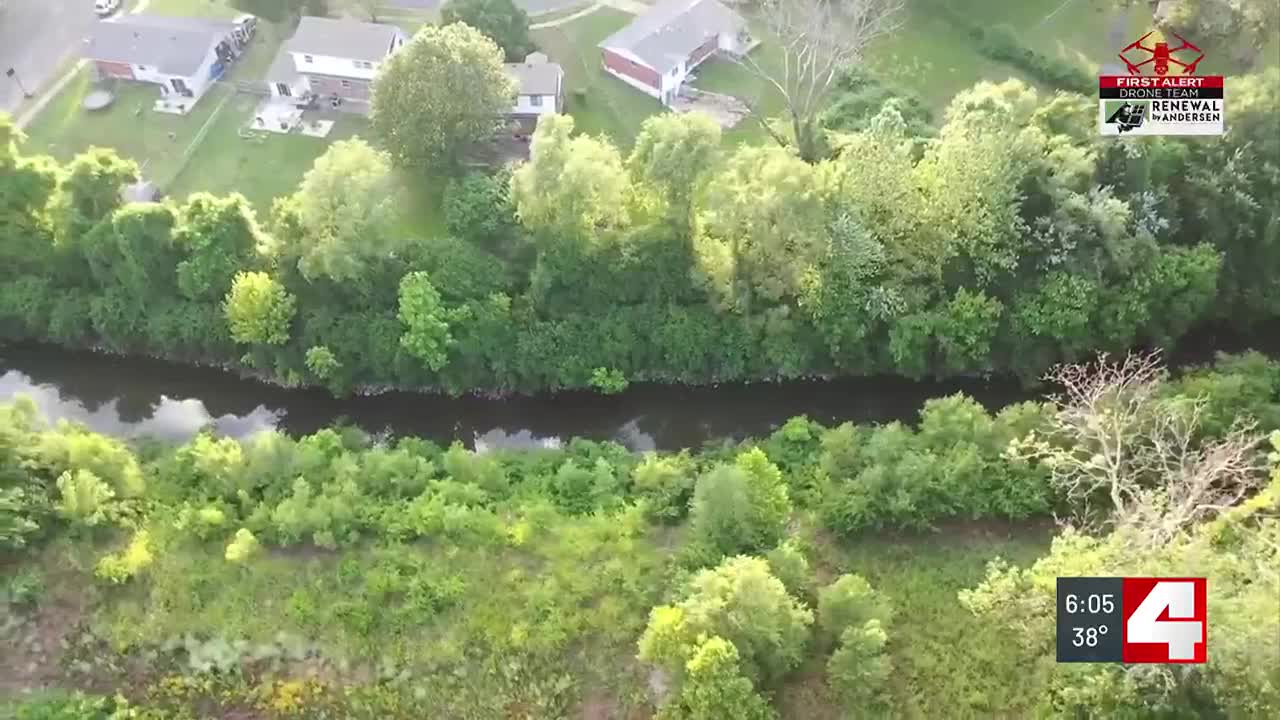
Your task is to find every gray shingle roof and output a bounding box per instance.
[84,15,231,76]
[286,16,401,62]
[505,54,563,96]
[265,45,301,85]
[598,0,745,73]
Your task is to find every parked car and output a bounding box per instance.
[94,0,121,17]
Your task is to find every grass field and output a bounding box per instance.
[22,72,235,189]
[531,7,663,146]
[166,98,366,210]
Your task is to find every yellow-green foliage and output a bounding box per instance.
[55,469,116,526]
[37,425,146,497]
[225,528,259,563]
[95,529,155,584]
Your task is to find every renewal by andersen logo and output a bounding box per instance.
[1098,29,1223,137]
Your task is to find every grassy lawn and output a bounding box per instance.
[532,6,663,146]
[166,98,366,210]
[797,521,1055,719]
[23,71,235,188]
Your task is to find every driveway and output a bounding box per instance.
[0,0,99,114]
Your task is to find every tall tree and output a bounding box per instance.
[397,271,453,371]
[0,117,59,278]
[696,145,826,312]
[224,271,297,346]
[172,193,266,303]
[371,23,515,169]
[732,0,904,162]
[272,138,400,284]
[511,114,631,240]
[628,112,722,229]
[441,0,535,62]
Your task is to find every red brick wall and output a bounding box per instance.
[305,74,371,101]
[688,35,719,69]
[94,60,135,80]
[601,49,659,90]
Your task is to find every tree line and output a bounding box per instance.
[1,70,1276,396]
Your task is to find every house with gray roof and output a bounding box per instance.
[598,0,750,105]
[265,16,406,113]
[505,52,564,131]
[84,14,252,112]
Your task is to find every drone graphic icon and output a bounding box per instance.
[1118,31,1205,76]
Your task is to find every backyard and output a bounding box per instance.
[17,0,462,229]
[531,6,664,146]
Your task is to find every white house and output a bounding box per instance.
[265,16,406,113]
[84,14,252,112]
[598,0,752,106]
[505,52,563,132]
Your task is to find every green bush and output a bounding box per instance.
[969,23,1093,93]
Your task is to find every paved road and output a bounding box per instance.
[0,0,99,114]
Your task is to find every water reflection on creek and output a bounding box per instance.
[1,343,1038,451]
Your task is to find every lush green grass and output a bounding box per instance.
[166,98,366,210]
[23,71,235,188]
[531,7,664,146]
[78,513,668,716]
[800,521,1055,719]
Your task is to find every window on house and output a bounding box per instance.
[341,80,352,88]
[530,94,542,107]
[303,55,313,63]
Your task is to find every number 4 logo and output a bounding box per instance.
[1122,578,1207,663]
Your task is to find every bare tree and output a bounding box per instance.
[730,0,904,163]
[1007,351,1268,547]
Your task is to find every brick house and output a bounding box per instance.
[598,0,751,106]
[265,16,406,113]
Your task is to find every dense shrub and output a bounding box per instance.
[969,24,1093,93]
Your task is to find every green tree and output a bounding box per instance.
[443,168,519,247]
[371,23,515,169]
[0,117,59,278]
[511,114,631,240]
[688,448,791,558]
[628,112,721,228]
[273,138,400,283]
[172,193,266,302]
[817,574,892,646]
[697,145,826,311]
[81,203,180,299]
[397,271,453,371]
[224,271,296,345]
[659,636,777,720]
[827,619,891,709]
[50,148,138,247]
[441,0,535,62]
[638,555,813,684]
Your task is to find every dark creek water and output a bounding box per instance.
[0,344,1034,451]
[4,321,1274,451]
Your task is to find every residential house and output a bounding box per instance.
[598,0,751,106]
[505,52,564,133]
[84,14,254,112]
[266,16,407,113]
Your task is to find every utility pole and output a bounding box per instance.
[6,67,33,99]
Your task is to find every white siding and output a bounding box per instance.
[132,42,222,98]
[290,52,379,80]
[512,93,558,115]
